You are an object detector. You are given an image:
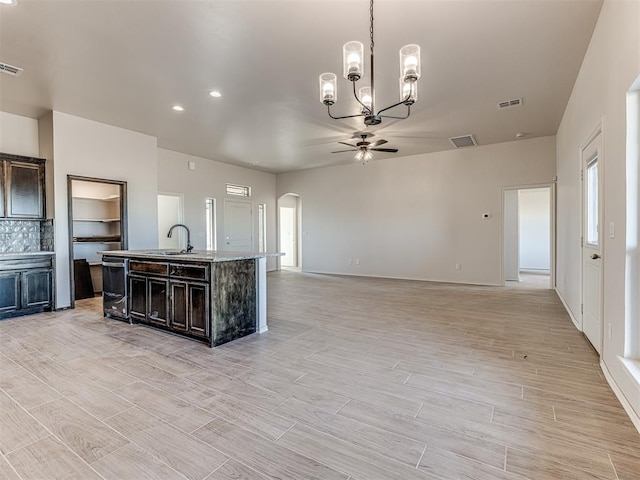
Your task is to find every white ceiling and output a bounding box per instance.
[0,0,602,173]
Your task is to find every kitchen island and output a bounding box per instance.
[99,250,281,347]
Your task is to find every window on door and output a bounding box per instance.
[205,197,216,250]
[586,158,599,246]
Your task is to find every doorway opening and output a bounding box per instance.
[68,176,127,308]
[157,193,184,249]
[503,185,554,289]
[278,193,301,270]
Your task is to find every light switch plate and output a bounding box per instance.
[609,222,615,239]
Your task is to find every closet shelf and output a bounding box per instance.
[73,235,121,243]
[73,218,120,223]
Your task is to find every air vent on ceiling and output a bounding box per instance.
[497,97,522,109]
[0,62,23,77]
[450,134,477,148]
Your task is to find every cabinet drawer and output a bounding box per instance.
[129,260,168,276]
[169,263,209,281]
[0,257,52,271]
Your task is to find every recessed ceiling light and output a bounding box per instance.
[171,105,184,112]
[516,133,527,138]
[208,90,222,98]
[0,0,17,5]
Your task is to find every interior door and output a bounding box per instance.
[280,207,296,267]
[582,132,603,354]
[224,199,253,251]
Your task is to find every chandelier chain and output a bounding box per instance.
[369,0,374,53]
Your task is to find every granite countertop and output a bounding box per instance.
[98,249,283,262]
[0,251,55,259]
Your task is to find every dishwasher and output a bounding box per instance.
[102,256,129,321]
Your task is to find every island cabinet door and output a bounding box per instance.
[0,272,20,313]
[169,281,188,331]
[129,275,147,321]
[148,278,169,326]
[188,283,209,338]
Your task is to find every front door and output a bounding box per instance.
[582,132,603,354]
[224,199,253,251]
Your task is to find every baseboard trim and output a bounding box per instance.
[554,287,581,331]
[600,358,640,434]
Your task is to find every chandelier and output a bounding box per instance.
[319,0,421,127]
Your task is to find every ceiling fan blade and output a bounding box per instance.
[338,141,358,148]
[369,139,388,147]
[331,149,357,154]
[371,148,399,153]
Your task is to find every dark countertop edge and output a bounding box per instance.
[97,250,283,263]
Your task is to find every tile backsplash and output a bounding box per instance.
[0,219,55,253]
[40,219,55,251]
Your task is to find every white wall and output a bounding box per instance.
[519,188,551,271]
[157,148,278,270]
[556,0,640,423]
[52,111,159,308]
[277,136,556,286]
[0,111,39,157]
[157,194,183,250]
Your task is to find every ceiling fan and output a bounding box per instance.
[331,133,399,163]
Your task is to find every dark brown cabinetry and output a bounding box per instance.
[0,255,54,319]
[0,154,45,219]
[128,259,210,339]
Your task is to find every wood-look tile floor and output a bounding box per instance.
[1,271,639,479]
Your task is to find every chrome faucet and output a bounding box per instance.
[167,224,193,253]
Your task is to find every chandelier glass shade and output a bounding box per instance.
[318,0,421,127]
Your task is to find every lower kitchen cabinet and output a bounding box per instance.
[22,269,52,308]
[128,274,147,321]
[128,274,169,326]
[128,261,210,339]
[170,280,209,338]
[0,255,54,319]
[0,272,21,313]
[148,278,169,326]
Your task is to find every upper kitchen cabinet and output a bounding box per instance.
[0,153,46,220]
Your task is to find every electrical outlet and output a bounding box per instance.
[355,258,360,265]
[455,264,461,270]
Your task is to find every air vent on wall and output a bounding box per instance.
[0,62,23,77]
[497,97,522,109]
[450,134,477,148]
